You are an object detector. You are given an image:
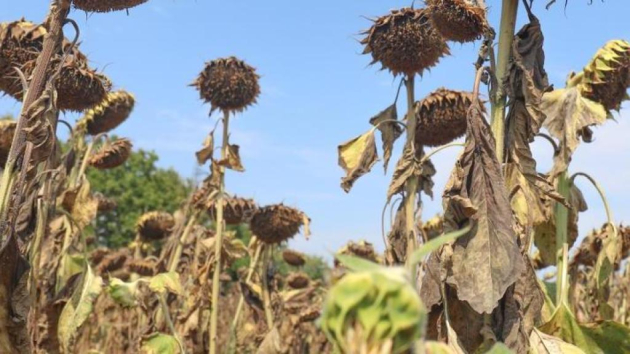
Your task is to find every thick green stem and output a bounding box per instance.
[403,75,418,269]
[260,246,274,329]
[168,211,200,273]
[555,171,570,305]
[490,0,519,162]
[208,110,230,354]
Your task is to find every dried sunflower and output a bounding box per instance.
[89,138,132,170]
[126,258,156,276]
[414,88,479,147]
[136,211,175,241]
[286,272,310,289]
[72,0,148,13]
[0,119,16,166]
[81,90,135,135]
[334,240,380,267]
[572,39,630,112]
[282,249,306,267]
[192,56,260,113]
[97,249,129,274]
[249,204,308,245]
[426,0,488,43]
[206,196,258,225]
[361,8,449,76]
[0,20,111,111]
[95,193,117,213]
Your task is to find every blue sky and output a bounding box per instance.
[2,1,630,259]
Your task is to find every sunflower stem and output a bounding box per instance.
[490,0,519,162]
[208,110,230,354]
[555,170,570,305]
[403,74,419,273]
[228,239,262,349]
[261,246,275,329]
[168,210,200,273]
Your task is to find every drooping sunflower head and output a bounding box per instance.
[286,272,310,289]
[414,88,479,147]
[89,138,132,170]
[192,56,260,113]
[425,0,488,43]
[136,211,175,241]
[80,90,135,135]
[72,0,149,13]
[361,8,449,76]
[572,39,630,112]
[249,204,308,245]
[282,249,306,267]
[205,196,258,225]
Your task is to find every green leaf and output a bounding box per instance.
[149,272,183,295]
[483,343,514,353]
[141,333,181,354]
[408,225,471,266]
[107,278,142,308]
[334,253,381,272]
[58,265,103,352]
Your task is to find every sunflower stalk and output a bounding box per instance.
[260,246,275,329]
[490,0,518,161]
[555,170,570,305]
[168,210,200,273]
[403,75,419,273]
[208,110,230,354]
[0,0,71,235]
[228,239,263,349]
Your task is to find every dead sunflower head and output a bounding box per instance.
[0,119,16,166]
[249,204,308,245]
[286,272,310,289]
[94,193,117,213]
[426,0,488,43]
[334,240,380,267]
[80,90,135,135]
[72,0,148,13]
[361,8,449,76]
[126,258,156,276]
[192,56,260,113]
[96,249,129,274]
[89,138,132,170]
[0,20,111,111]
[282,249,306,267]
[414,88,479,147]
[136,211,175,241]
[573,40,630,112]
[206,196,258,225]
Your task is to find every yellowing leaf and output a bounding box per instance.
[141,333,181,354]
[149,272,183,296]
[338,128,378,193]
[541,87,607,177]
[58,265,103,353]
[107,278,143,308]
[369,104,402,173]
[217,144,244,172]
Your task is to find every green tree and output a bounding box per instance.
[87,148,191,248]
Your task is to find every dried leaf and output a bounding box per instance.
[443,99,523,314]
[338,129,378,192]
[504,12,568,231]
[195,130,214,165]
[369,104,402,173]
[71,180,99,230]
[57,265,103,353]
[0,235,30,354]
[217,144,244,172]
[541,87,607,177]
[387,142,416,202]
[529,328,585,354]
